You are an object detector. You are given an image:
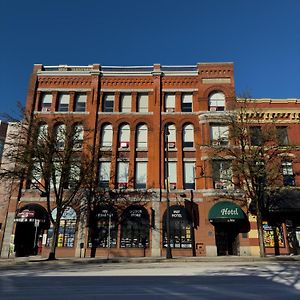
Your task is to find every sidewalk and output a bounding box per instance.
[1,254,299,267]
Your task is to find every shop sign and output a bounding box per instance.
[17,209,35,218]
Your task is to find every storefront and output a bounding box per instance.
[264,189,300,255]
[208,201,248,256]
[14,204,50,257]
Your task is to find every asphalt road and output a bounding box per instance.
[0,261,299,299]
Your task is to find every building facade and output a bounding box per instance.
[0,63,299,258]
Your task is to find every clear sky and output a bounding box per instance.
[0,0,299,117]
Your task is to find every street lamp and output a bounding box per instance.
[164,125,172,259]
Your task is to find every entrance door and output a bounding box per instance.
[14,222,36,257]
[215,223,239,256]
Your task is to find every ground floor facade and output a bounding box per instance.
[1,189,299,259]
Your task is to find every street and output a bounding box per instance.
[0,261,299,299]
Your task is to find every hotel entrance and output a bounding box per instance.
[208,201,248,256]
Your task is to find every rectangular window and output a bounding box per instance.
[57,93,70,112]
[137,94,149,112]
[135,162,147,189]
[282,161,295,186]
[74,93,87,112]
[211,125,229,145]
[165,93,175,112]
[184,162,195,190]
[276,126,289,146]
[250,126,262,146]
[167,162,177,189]
[212,160,233,190]
[181,93,193,112]
[117,161,129,188]
[120,94,132,112]
[99,161,111,188]
[103,94,114,112]
[41,93,52,112]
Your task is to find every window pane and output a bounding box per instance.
[136,125,148,148]
[137,94,148,112]
[209,92,225,111]
[184,162,195,186]
[120,94,132,112]
[165,94,175,111]
[103,94,114,112]
[182,93,192,112]
[41,93,52,111]
[101,124,113,147]
[117,162,129,184]
[99,162,111,187]
[183,124,194,147]
[250,127,262,145]
[276,127,288,145]
[168,162,177,184]
[75,93,87,112]
[119,124,130,147]
[58,94,70,112]
[135,162,147,188]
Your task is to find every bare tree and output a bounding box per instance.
[0,111,94,260]
[207,96,299,257]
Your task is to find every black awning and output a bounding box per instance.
[268,189,300,213]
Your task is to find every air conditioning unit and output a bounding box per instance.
[166,108,175,112]
[42,107,51,112]
[120,142,129,148]
[73,142,82,150]
[168,142,176,149]
[209,106,217,111]
[215,182,224,189]
[118,182,128,189]
[169,183,176,190]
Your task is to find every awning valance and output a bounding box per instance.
[208,201,245,223]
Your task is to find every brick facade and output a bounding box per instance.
[0,63,299,258]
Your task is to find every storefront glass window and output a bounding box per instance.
[120,206,149,248]
[46,207,77,248]
[263,222,285,248]
[163,205,192,248]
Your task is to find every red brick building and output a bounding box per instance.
[0,63,299,258]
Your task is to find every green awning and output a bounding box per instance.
[208,201,245,223]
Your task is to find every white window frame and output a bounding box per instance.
[135,161,147,189]
[183,124,194,148]
[209,92,225,111]
[58,93,70,112]
[211,125,229,145]
[120,94,132,112]
[181,93,193,112]
[74,93,87,112]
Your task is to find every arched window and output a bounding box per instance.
[136,124,148,148]
[183,124,194,148]
[73,124,84,149]
[101,124,113,148]
[54,123,65,149]
[119,124,130,148]
[37,123,48,142]
[120,94,132,112]
[166,124,176,148]
[209,92,225,111]
[163,205,192,248]
[92,206,118,248]
[47,207,77,248]
[120,206,149,248]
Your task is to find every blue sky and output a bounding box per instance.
[0,0,299,117]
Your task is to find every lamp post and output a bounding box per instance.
[164,125,172,259]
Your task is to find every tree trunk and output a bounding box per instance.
[48,221,59,260]
[256,203,266,257]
